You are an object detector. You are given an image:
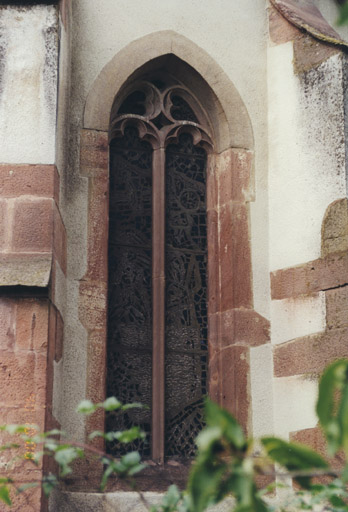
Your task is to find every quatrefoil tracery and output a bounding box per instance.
[109,80,214,151]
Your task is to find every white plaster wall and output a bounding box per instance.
[0,6,58,164]
[271,292,326,345]
[250,344,274,438]
[268,44,347,271]
[273,375,318,440]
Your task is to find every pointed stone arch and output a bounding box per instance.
[83,30,253,153]
[77,30,270,489]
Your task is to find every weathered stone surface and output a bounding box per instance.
[271,252,348,299]
[326,286,348,329]
[55,309,64,362]
[0,200,8,250]
[51,491,235,512]
[16,299,49,352]
[322,198,348,257]
[216,148,254,205]
[0,253,52,287]
[209,344,250,433]
[12,198,53,252]
[293,34,338,74]
[270,0,348,47]
[79,280,107,331]
[219,309,270,347]
[85,176,108,282]
[207,209,219,315]
[0,164,59,202]
[274,327,348,377]
[220,345,251,433]
[80,129,109,177]
[219,202,253,310]
[291,426,345,474]
[53,203,67,275]
[0,351,47,408]
[268,4,300,45]
[0,299,15,351]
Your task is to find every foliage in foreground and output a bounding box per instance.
[2,360,348,511]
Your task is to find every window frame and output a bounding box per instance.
[75,50,269,491]
[108,79,213,464]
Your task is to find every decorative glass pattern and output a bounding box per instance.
[107,78,212,461]
[107,127,152,457]
[165,134,207,457]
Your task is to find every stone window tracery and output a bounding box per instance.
[107,77,213,463]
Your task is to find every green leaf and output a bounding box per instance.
[128,463,147,476]
[338,374,348,455]
[88,430,103,440]
[188,461,226,512]
[261,437,328,487]
[102,397,122,411]
[122,402,145,411]
[162,484,181,508]
[104,426,145,444]
[0,486,11,506]
[337,2,348,26]
[100,464,114,491]
[316,359,348,455]
[76,400,97,415]
[3,424,29,435]
[121,451,141,467]
[54,446,82,476]
[204,399,245,450]
[42,474,58,496]
[196,426,222,451]
[16,482,38,493]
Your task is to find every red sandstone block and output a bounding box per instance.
[208,349,221,404]
[0,299,15,351]
[80,129,109,177]
[0,351,47,409]
[12,198,53,253]
[268,4,299,45]
[85,175,109,281]
[16,300,49,352]
[220,345,250,434]
[219,202,253,310]
[85,333,106,449]
[79,280,107,331]
[55,309,64,362]
[219,308,270,347]
[271,252,348,300]
[53,203,67,275]
[291,426,345,476]
[45,304,57,410]
[208,312,219,353]
[0,200,9,250]
[274,327,348,377]
[206,154,217,212]
[6,485,42,511]
[217,148,254,206]
[86,330,106,405]
[208,344,250,434]
[207,209,220,315]
[0,164,58,201]
[326,286,348,330]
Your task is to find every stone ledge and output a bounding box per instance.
[274,326,348,377]
[0,252,52,287]
[271,251,348,300]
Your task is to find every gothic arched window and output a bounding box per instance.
[106,76,213,464]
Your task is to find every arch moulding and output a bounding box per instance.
[83,30,253,153]
[76,30,270,489]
